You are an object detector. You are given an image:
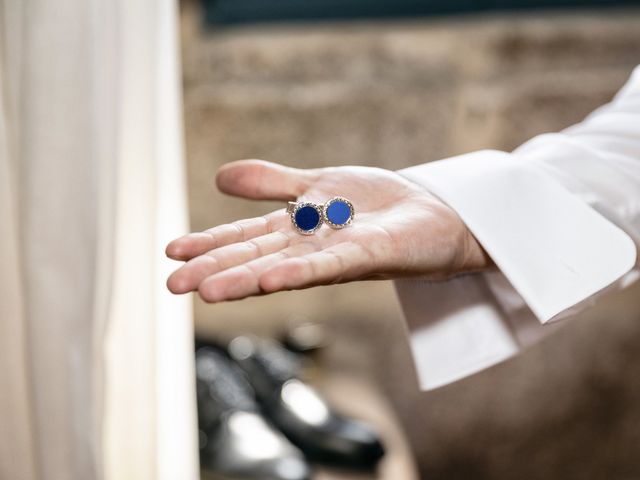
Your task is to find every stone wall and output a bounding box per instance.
[181,4,640,478]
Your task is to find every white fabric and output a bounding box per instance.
[396,66,640,390]
[0,1,198,479]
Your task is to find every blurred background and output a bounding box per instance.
[180,1,640,478]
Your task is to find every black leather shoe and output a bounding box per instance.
[196,346,312,480]
[227,336,385,470]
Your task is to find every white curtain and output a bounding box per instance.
[0,1,198,479]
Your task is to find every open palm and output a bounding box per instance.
[166,160,488,302]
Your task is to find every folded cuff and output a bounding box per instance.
[399,150,636,323]
[395,150,637,390]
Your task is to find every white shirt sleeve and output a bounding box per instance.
[395,65,640,390]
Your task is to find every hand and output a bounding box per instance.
[166,160,490,302]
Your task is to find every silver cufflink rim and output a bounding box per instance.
[322,196,354,230]
[287,201,324,235]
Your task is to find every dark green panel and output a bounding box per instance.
[203,0,640,26]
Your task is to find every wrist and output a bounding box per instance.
[459,226,494,274]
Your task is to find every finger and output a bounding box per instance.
[166,210,288,261]
[197,241,319,302]
[260,242,374,293]
[216,159,320,201]
[167,230,292,294]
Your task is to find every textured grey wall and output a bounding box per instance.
[181,5,640,478]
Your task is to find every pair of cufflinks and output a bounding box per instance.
[287,197,354,235]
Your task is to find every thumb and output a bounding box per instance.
[216,159,320,201]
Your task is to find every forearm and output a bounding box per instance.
[516,66,640,244]
[400,67,640,322]
[396,66,640,390]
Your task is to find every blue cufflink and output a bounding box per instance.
[323,197,354,229]
[287,197,354,234]
[287,201,324,235]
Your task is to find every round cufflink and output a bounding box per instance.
[288,201,323,235]
[323,197,354,229]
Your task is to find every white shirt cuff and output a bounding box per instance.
[399,149,636,323]
[395,149,637,390]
